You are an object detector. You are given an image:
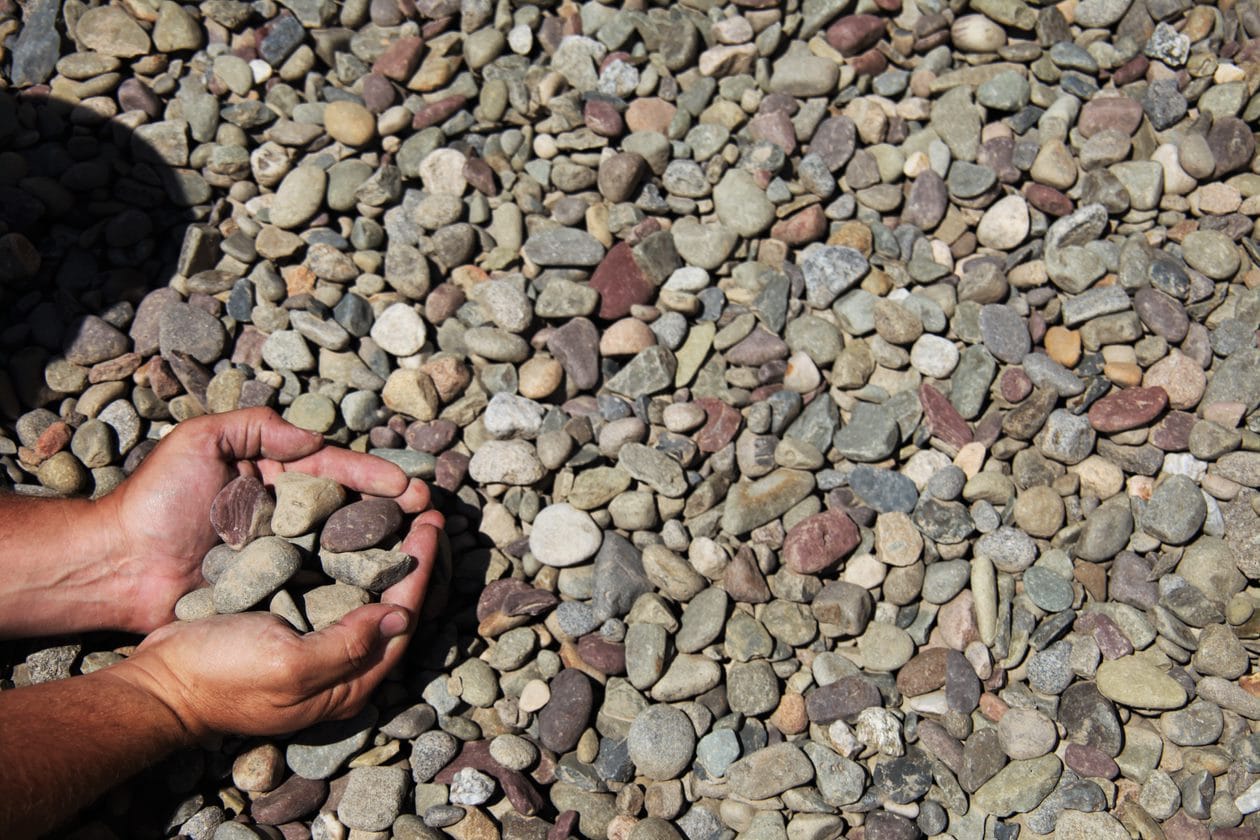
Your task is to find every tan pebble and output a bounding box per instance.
[232,743,285,792]
[1216,64,1247,83]
[1194,182,1242,215]
[519,679,550,713]
[979,692,1007,722]
[1071,455,1125,500]
[1043,326,1081,368]
[1103,362,1142,387]
[324,100,376,146]
[828,220,873,254]
[954,442,986,477]
[1144,350,1206,409]
[600,318,657,356]
[1127,475,1155,501]
[518,357,562,399]
[608,815,637,840]
[577,728,600,763]
[1202,473,1241,501]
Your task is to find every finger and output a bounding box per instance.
[258,448,408,498]
[381,521,441,613]
[294,603,409,692]
[199,407,324,463]
[366,478,432,514]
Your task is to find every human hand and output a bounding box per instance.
[98,407,434,633]
[112,512,443,737]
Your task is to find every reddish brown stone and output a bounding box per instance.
[1063,742,1119,779]
[412,94,468,130]
[89,352,143,383]
[549,812,580,840]
[320,498,403,552]
[537,669,593,753]
[547,317,600,390]
[584,98,624,137]
[406,418,458,452]
[896,648,949,696]
[848,47,888,76]
[1150,410,1196,451]
[919,383,973,450]
[434,449,469,492]
[1023,183,1073,216]
[1163,811,1210,840]
[695,397,743,453]
[748,110,797,155]
[435,740,544,816]
[1111,54,1148,86]
[361,73,396,113]
[771,205,827,245]
[476,578,559,622]
[999,367,1032,403]
[825,14,886,56]
[1074,611,1133,659]
[463,156,497,196]
[373,36,424,81]
[723,546,771,603]
[33,421,71,461]
[782,509,860,574]
[577,634,626,675]
[211,475,276,549]
[624,97,676,134]
[424,282,466,324]
[251,776,327,825]
[1078,97,1144,138]
[589,242,654,320]
[1088,386,1169,433]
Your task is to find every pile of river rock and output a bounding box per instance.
[6,0,1260,838]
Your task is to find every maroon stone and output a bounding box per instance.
[230,326,268,369]
[723,546,771,603]
[695,397,743,453]
[1075,611,1134,659]
[549,811,580,840]
[725,326,789,366]
[809,115,857,171]
[211,475,276,549]
[945,649,980,714]
[1111,54,1148,86]
[1163,811,1210,840]
[463,156,497,196]
[547,317,600,390]
[90,352,143,383]
[589,242,654,320]
[771,205,827,245]
[848,47,888,76]
[1210,116,1257,178]
[412,94,468,130]
[361,73,396,113]
[1023,183,1073,217]
[584,99,624,137]
[1134,287,1189,342]
[805,675,882,723]
[406,419,458,452]
[538,669,594,753]
[435,740,544,816]
[1000,367,1032,403]
[434,450,469,492]
[320,498,403,552]
[372,36,424,81]
[424,282,466,324]
[917,720,964,774]
[369,426,402,449]
[919,383,973,450]
[32,421,71,461]
[251,776,327,825]
[1078,96,1144,138]
[825,14,886,56]
[1063,742,1119,779]
[1088,386,1169,433]
[747,110,797,155]
[896,648,949,696]
[577,634,626,675]
[1150,410,1196,451]
[782,509,860,574]
[118,78,162,118]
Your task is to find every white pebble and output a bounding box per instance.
[910,334,960,379]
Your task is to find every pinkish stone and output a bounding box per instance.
[589,242,654,320]
[1023,183,1073,217]
[1078,97,1144,138]
[1063,742,1119,779]
[748,110,797,154]
[1150,410,1195,451]
[210,475,275,549]
[372,36,423,81]
[771,205,827,245]
[695,398,743,453]
[624,97,676,134]
[1088,386,1169,433]
[584,99,624,137]
[825,14,886,56]
[1000,367,1033,402]
[412,94,467,130]
[782,509,860,574]
[920,383,974,450]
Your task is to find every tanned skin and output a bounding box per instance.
[0,407,444,838]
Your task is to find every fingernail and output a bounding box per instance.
[379,611,409,637]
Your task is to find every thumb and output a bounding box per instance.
[204,407,323,463]
[296,604,412,689]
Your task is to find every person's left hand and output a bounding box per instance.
[97,407,434,633]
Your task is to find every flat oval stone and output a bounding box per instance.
[1095,657,1188,710]
[213,536,302,614]
[781,509,860,574]
[538,669,594,753]
[1088,386,1169,433]
[320,498,403,552]
[805,675,881,723]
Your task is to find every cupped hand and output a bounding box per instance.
[99,407,434,633]
[113,513,443,737]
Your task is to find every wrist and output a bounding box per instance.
[101,654,202,747]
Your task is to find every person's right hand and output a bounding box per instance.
[108,512,443,737]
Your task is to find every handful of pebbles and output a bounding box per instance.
[174,473,413,631]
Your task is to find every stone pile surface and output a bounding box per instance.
[4,0,1260,839]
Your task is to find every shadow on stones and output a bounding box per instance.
[0,89,497,836]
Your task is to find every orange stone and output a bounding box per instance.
[282,264,316,297]
[1043,326,1080,368]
